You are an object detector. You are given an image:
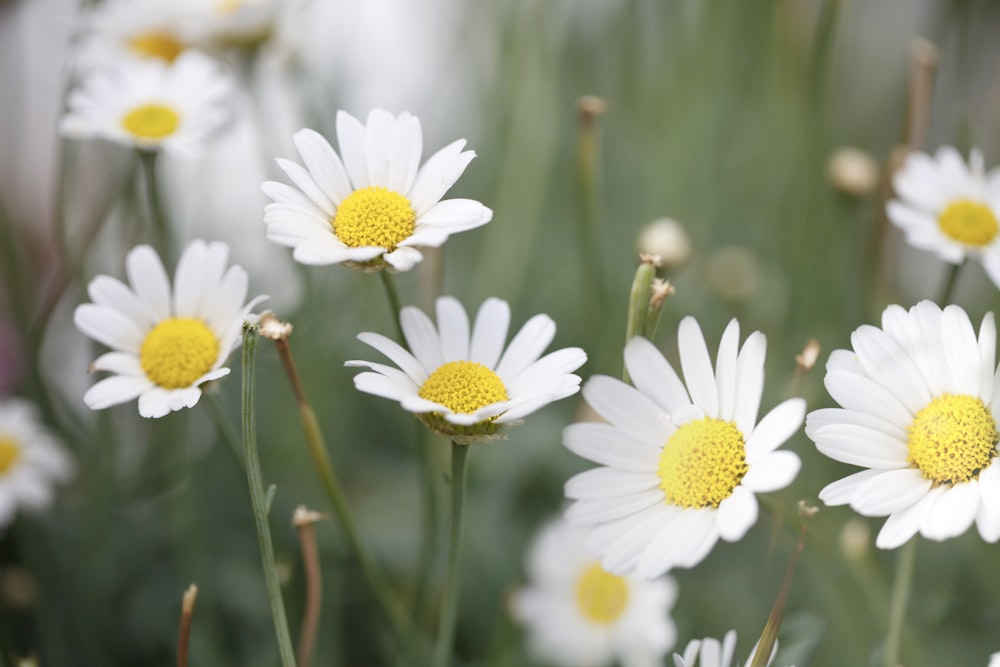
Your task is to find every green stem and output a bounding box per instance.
[883,538,917,667]
[575,97,609,317]
[138,149,173,261]
[432,442,470,667]
[412,427,441,622]
[379,270,407,342]
[240,324,297,667]
[622,260,657,383]
[938,261,964,305]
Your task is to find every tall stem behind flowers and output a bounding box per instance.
[138,150,173,262]
[432,442,470,667]
[240,323,297,667]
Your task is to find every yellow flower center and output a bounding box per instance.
[417,361,508,415]
[575,562,629,625]
[937,200,999,247]
[122,104,181,140]
[0,437,20,475]
[907,394,998,485]
[658,417,748,508]
[332,186,416,251]
[140,318,220,389]
[218,0,244,13]
[127,31,185,62]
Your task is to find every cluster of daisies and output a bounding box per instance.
[11,37,1000,659]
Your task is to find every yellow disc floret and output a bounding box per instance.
[418,361,508,415]
[127,31,185,62]
[658,417,748,508]
[140,318,220,389]
[0,437,20,476]
[122,104,181,140]
[333,186,416,251]
[907,394,997,485]
[575,562,629,626]
[938,200,999,247]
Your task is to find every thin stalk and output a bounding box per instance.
[378,270,407,342]
[575,96,609,317]
[883,538,917,667]
[177,584,198,667]
[262,318,413,649]
[293,507,325,667]
[938,261,964,305]
[622,258,658,383]
[432,443,470,667]
[241,324,297,667]
[138,149,173,261]
[411,426,441,623]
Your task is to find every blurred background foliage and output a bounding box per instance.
[2,0,1000,665]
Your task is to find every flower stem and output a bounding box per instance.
[379,270,407,342]
[938,261,964,305]
[432,442,470,667]
[293,507,325,667]
[177,584,198,667]
[241,323,298,667]
[138,149,173,261]
[883,538,917,667]
[622,257,658,383]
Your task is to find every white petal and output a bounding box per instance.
[875,485,945,549]
[717,485,758,541]
[400,305,443,371]
[975,500,1000,542]
[564,467,660,500]
[824,369,913,427]
[293,128,353,204]
[469,298,510,369]
[978,459,1000,509]
[583,376,673,445]
[495,314,556,381]
[818,469,882,506]
[849,468,932,517]
[979,312,996,404]
[83,375,154,410]
[291,242,352,265]
[336,110,369,189]
[90,352,143,376]
[941,305,982,396]
[417,198,492,231]
[354,332,427,384]
[922,481,980,541]
[408,139,475,216]
[387,112,422,195]
[435,297,470,362]
[383,247,423,271]
[275,158,336,216]
[850,324,931,413]
[87,275,155,329]
[74,304,144,353]
[623,337,691,414]
[126,245,171,321]
[806,407,907,442]
[740,451,800,493]
[812,423,909,468]
[564,490,665,524]
[715,319,740,421]
[353,371,416,401]
[677,317,718,418]
[563,423,660,472]
[744,398,805,463]
[733,331,766,435]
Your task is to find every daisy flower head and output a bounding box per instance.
[262,109,493,272]
[563,321,805,579]
[887,146,1000,288]
[346,296,586,444]
[74,240,266,419]
[510,518,678,667]
[673,630,780,667]
[0,398,74,530]
[990,652,1000,667]
[59,51,235,159]
[808,300,1000,548]
[73,0,196,69]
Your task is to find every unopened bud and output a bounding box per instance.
[259,311,293,341]
[649,279,675,311]
[637,218,691,268]
[796,339,820,372]
[707,246,760,302]
[292,505,328,527]
[827,147,879,197]
[839,517,871,560]
[576,95,608,122]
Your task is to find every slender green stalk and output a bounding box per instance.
[432,443,470,667]
[575,96,609,316]
[883,538,916,667]
[379,270,407,342]
[240,324,298,667]
[138,149,173,261]
[938,261,964,305]
[622,259,658,383]
[411,426,441,623]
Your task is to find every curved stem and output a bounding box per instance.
[241,324,298,667]
[378,270,407,342]
[138,149,173,261]
[883,538,917,667]
[432,442,470,667]
[938,261,964,305]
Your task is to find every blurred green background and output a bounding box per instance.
[3,0,1000,665]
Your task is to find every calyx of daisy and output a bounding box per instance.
[658,417,748,508]
[122,103,181,140]
[140,317,220,389]
[0,437,20,475]
[575,562,629,625]
[128,32,185,62]
[937,200,999,247]
[333,186,416,251]
[907,394,998,485]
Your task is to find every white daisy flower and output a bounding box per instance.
[989,651,1000,667]
[262,109,493,272]
[808,300,1000,548]
[563,321,805,579]
[346,296,585,444]
[673,630,780,667]
[887,146,1000,288]
[59,51,235,159]
[73,0,196,69]
[0,398,74,530]
[510,518,678,667]
[74,240,266,419]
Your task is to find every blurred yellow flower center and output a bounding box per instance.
[418,361,508,414]
[218,0,244,13]
[122,104,181,140]
[0,437,20,475]
[938,200,999,247]
[907,394,997,484]
[140,318,219,389]
[658,417,747,508]
[333,187,416,251]
[127,31,185,62]
[575,562,628,625]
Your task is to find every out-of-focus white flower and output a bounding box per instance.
[887,146,1000,290]
[0,398,74,530]
[637,218,692,268]
[673,630,780,667]
[347,296,585,444]
[511,518,678,667]
[262,109,492,272]
[988,651,1000,667]
[827,146,879,198]
[74,240,266,418]
[73,0,197,68]
[59,51,235,159]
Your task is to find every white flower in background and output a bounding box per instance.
[808,300,1000,548]
[0,398,74,530]
[346,296,585,444]
[263,109,493,272]
[59,51,235,159]
[564,323,804,579]
[510,518,678,667]
[673,630,779,667]
[73,0,196,68]
[989,651,1000,667]
[189,0,283,49]
[74,240,266,418]
[887,146,1000,289]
